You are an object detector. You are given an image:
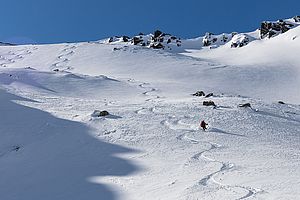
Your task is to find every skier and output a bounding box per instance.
[200,120,208,131]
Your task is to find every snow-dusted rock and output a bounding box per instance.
[202,32,233,47]
[230,34,251,48]
[260,18,299,39]
[106,30,181,50]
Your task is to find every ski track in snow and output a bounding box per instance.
[51,45,76,71]
[127,78,163,102]
[139,83,162,101]
[0,47,37,67]
[162,117,263,199]
[134,107,156,115]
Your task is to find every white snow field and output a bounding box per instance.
[0,24,300,200]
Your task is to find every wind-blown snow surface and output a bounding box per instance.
[0,27,299,200]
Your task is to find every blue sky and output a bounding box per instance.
[1,0,299,44]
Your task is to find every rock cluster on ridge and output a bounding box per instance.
[105,16,300,50]
[107,30,181,50]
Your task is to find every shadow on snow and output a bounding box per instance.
[0,89,140,200]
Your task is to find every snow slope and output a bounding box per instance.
[0,20,299,200]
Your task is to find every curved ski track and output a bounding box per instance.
[162,117,264,200]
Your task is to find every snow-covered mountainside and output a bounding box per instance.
[0,16,299,200]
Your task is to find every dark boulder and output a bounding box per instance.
[132,36,143,45]
[278,101,285,104]
[238,103,251,108]
[99,111,109,116]
[113,47,122,51]
[192,91,205,97]
[92,110,110,117]
[203,101,216,106]
[231,43,238,48]
[108,37,114,43]
[122,36,130,42]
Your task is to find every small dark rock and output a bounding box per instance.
[12,146,20,152]
[108,37,114,43]
[122,36,130,42]
[221,34,228,42]
[231,43,238,48]
[238,103,251,108]
[132,36,143,45]
[205,93,214,98]
[278,101,285,104]
[231,32,238,37]
[203,101,216,106]
[192,91,205,97]
[113,47,122,51]
[92,110,110,117]
[99,111,109,116]
[53,69,59,72]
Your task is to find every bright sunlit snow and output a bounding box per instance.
[0,17,299,200]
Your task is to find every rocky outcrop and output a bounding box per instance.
[202,33,217,46]
[148,30,181,49]
[202,32,234,47]
[107,30,181,50]
[293,16,300,22]
[231,34,251,48]
[108,36,131,43]
[106,16,300,50]
[260,19,296,39]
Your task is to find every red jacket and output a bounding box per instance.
[200,120,207,128]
